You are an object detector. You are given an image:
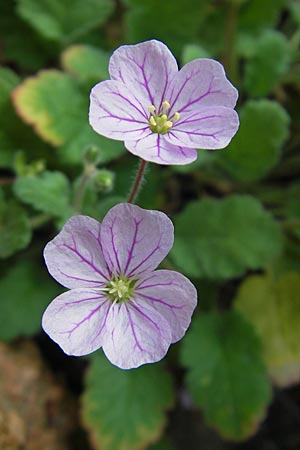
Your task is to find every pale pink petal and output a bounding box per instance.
[166,59,238,116]
[102,299,172,369]
[42,289,111,356]
[44,215,110,289]
[109,40,178,111]
[125,134,197,165]
[89,80,151,140]
[100,203,174,277]
[135,270,197,342]
[166,107,239,149]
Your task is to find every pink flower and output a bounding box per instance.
[89,39,239,165]
[42,203,197,369]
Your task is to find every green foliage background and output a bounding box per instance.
[1,0,300,448]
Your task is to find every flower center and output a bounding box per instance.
[104,275,136,304]
[148,100,180,134]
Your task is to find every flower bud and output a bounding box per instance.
[91,169,115,193]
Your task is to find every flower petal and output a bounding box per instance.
[102,299,172,369]
[44,215,110,289]
[135,270,197,343]
[166,106,239,149]
[125,134,198,165]
[109,40,178,111]
[89,80,151,140]
[100,203,174,277]
[166,59,238,115]
[42,289,111,356]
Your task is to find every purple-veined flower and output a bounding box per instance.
[89,39,239,165]
[42,203,197,369]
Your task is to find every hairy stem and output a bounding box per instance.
[127,158,148,204]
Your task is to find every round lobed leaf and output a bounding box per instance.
[235,272,300,387]
[171,195,283,279]
[181,311,272,440]
[81,355,174,450]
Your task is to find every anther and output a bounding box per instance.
[162,100,171,110]
[150,116,157,127]
[148,105,156,113]
[173,112,180,121]
[165,121,173,129]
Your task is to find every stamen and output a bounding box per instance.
[161,114,168,121]
[149,116,157,127]
[173,112,180,121]
[165,121,173,129]
[148,105,156,113]
[162,100,171,110]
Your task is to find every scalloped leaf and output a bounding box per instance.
[16,0,114,44]
[244,30,290,97]
[61,44,109,85]
[171,195,283,280]
[82,355,174,450]
[235,272,300,387]
[12,70,85,146]
[0,195,31,258]
[13,171,72,218]
[181,311,271,440]
[12,70,125,165]
[0,259,61,340]
[219,100,290,182]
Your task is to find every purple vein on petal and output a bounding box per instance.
[123,218,143,274]
[92,89,148,121]
[90,302,112,345]
[176,114,226,127]
[87,229,112,278]
[109,219,122,273]
[60,243,109,281]
[60,300,108,337]
[130,301,162,331]
[64,294,106,306]
[137,292,185,310]
[127,53,155,105]
[125,304,144,352]
[58,270,106,285]
[127,239,162,277]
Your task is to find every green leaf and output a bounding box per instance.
[181,311,271,440]
[0,259,61,340]
[0,67,20,111]
[61,44,109,85]
[16,0,114,44]
[235,273,300,387]
[239,0,287,29]
[0,195,32,258]
[12,70,124,166]
[181,44,211,64]
[13,70,86,146]
[234,272,300,387]
[82,356,174,450]
[219,100,290,182]
[14,171,72,218]
[125,0,211,56]
[0,0,54,70]
[59,124,125,166]
[171,195,283,279]
[244,30,291,97]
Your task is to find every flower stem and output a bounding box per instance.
[222,1,239,85]
[127,158,148,204]
[73,168,94,213]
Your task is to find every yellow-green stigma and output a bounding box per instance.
[104,275,136,304]
[148,101,180,135]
